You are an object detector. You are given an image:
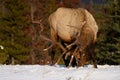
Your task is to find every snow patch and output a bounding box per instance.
[0,65,120,80]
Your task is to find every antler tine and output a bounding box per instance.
[55,50,68,65]
[39,35,54,51]
[68,46,79,67]
[32,19,44,33]
[40,35,52,42]
[67,31,81,48]
[39,20,44,33]
[43,44,54,51]
[40,35,67,52]
[56,43,67,51]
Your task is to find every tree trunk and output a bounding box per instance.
[30,1,37,64]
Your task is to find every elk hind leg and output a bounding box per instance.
[90,49,97,68]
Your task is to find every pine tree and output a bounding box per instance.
[0,0,30,64]
[95,0,120,65]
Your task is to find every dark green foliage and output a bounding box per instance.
[0,51,8,64]
[95,0,120,65]
[0,0,30,64]
[44,0,57,18]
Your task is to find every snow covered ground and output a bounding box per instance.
[0,65,120,80]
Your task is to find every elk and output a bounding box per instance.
[47,7,98,68]
[32,7,98,68]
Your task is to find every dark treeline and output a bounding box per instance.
[0,0,120,65]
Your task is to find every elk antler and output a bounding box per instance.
[40,35,66,52]
[31,11,68,64]
[68,47,79,67]
[32,19,44,34]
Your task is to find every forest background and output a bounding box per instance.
[0,0,120,65]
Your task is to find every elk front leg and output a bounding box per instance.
[50,29,58,65]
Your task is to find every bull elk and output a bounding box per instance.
[47,7,98,68]
[32,7,98,68]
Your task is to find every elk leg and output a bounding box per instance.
[92,58,97,68]
[50,51,55,65]
[50,29,58,65]
[90,48,97,68]
[91,53,97,68]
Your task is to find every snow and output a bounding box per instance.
[0,65,120,80]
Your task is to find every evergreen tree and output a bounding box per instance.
[0,0,30,64]
[96,0,120,65]
[44,0,57,20]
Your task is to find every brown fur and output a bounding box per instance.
[48,7,98,68]
[76,25,97,68]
